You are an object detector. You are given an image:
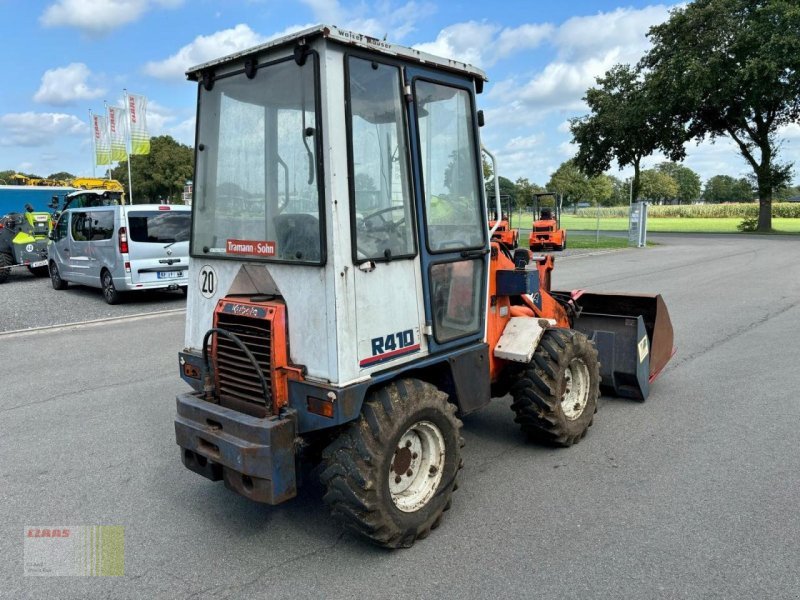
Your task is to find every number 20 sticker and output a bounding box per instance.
[198,265,217,299]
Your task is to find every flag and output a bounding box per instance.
[93,114,111,166]
[108,106,127,162]
[127,93,150,155]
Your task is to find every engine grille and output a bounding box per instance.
[534,226,552,232]
[214,312,272,417]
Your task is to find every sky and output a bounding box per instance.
[1,0,798,187]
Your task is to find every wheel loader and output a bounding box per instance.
[529,192,567,251]
[173,25,675,548]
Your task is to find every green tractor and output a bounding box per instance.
[0,203,53,283]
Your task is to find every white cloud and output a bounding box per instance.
[41,0,183,33]
[142,24,269,80]
[33,63,106,106]
[505,134,540,151]
[0,112,87,147]
[300,0,435,41]
[414,21,552,67]
[554,5,671,62]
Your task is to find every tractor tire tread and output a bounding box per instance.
[320,378,462,548]
[508,329,600,447]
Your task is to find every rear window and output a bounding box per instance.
[127,211,190,244]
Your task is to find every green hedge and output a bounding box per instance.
[574,203,800,219]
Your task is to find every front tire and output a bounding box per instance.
[509,329,600,446]
[49,261,68,290]
[320,378,463,548]
[101,269,121,304]
[0,252,11,284]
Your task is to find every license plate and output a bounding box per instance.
[31,260,48,268]
[157,271,184,279]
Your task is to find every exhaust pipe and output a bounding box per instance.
[567,291,675,401]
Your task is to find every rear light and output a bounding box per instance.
[307,395,335,418]
[158,205,170,210]
[118,227,128,253]
[124,261,131,273]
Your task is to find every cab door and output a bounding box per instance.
[347,55,425,370]
[406,70,488,354]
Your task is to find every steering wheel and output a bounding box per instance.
[361,205,406,233]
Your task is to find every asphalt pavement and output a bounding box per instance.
[2,233,799,599]
[0,267,185,333]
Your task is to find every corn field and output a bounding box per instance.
[574,203,800,219]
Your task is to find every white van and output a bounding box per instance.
[48,200,191,304]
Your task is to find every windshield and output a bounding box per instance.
[192,55,322,263]
[128,211,190,244]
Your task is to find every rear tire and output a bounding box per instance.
[101,269,121,305]
[320,378,463,548]
[49,261,68,290]
[509,329,600,447]
[0,252,11,284]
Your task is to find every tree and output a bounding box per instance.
[570,64,682,202]
[607,175,631,206]
[643,0,800,230]
[588,174,614,206]
[514,177,544,211]
[702,175,754,203]
[47,171,75,181]
[111,135,193,203]
[547,160,589,210]
[639,169,679,204]
[774,185,800,201]
[655,162,701,203]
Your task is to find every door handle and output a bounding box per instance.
[63,249,70,253]
[460,248,489,259]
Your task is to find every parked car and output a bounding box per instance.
[48,200,190,304]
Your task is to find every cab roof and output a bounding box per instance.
[185,24,488,84]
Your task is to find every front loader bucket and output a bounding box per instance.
[567,292,675,401]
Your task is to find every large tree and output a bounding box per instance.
[639,169,679,204]
[547,160,588,210]
[111,135,193,203]
[702,175,754,203]
[570,64,682,202]
[643,0,800,230]
[656,162,701,204]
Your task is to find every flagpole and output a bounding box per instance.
[89,109,96,178]
[104,101,112,180]
[123,89,133,205]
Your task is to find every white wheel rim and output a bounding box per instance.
[561,358,590,420]
[389,420,446,513]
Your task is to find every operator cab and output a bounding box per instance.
[186,25,490,387]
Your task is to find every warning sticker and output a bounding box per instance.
[637,335,650,363]
[226,239,276,257]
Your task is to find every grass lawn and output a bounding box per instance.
[564,234,631,249]
[511,214,800,234]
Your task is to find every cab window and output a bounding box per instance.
[347,56,415,262]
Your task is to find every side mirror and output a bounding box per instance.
[25,203,34,212]
[49,196,59,209]
[48,231,55,241]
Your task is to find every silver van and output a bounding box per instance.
[48,201,191,304]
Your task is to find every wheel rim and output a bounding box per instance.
[389,420,446,513]
[561,358,590,420]
[103,273,113,299]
